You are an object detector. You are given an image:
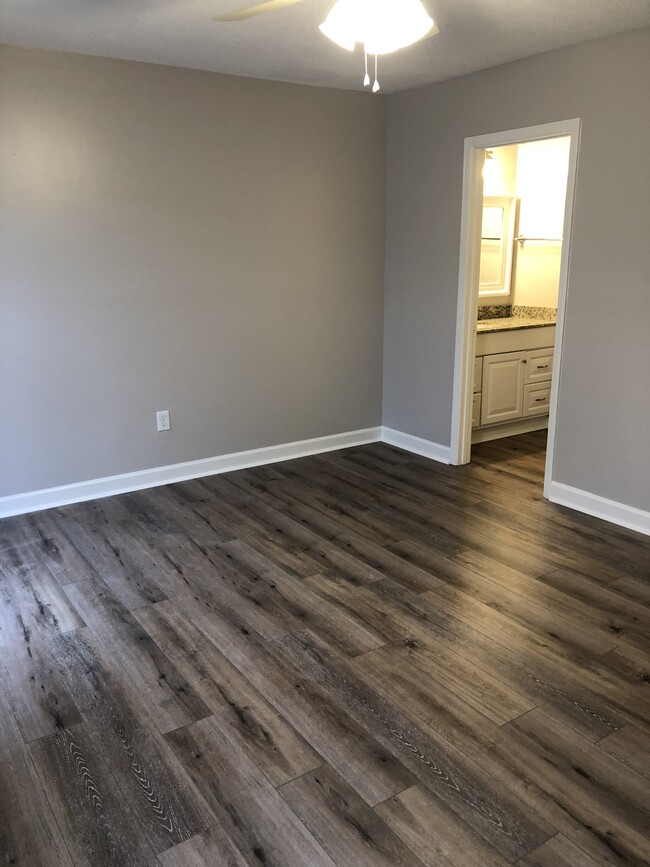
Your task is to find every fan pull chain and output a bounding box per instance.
[372,54,380,93]
[361,49,380,93]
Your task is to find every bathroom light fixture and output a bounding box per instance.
[319,0,436,91]
[483,149,499,184]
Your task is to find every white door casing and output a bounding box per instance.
[450,118,581,506]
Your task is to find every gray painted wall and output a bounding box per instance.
[0,46,386,497]
[383,27,650,511]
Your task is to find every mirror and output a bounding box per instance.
[479,196,516,299]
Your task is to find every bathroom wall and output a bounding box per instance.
[512,137,570,309]
[480,137,570,311]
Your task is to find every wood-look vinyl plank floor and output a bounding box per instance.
[0,431,648,866]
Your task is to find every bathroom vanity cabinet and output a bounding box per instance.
[472,324,555,443]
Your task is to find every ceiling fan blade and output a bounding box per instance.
[214,0,306,22]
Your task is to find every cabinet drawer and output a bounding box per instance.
[524,348,554,383]
[472,393,481,428]
[473,357,483,394]
[523,382,551,417]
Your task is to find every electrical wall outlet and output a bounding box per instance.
[156,410,171,432]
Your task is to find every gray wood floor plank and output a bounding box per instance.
[218,538,386,655]
[279,764,425,867]
[159,534,299,641]
[120,485,236,547]
[29,722,163,867]
[134,599,322,787]
[422,585,649,728]
[379,671,649,867]
[375,784,512,867]
[45,628,211,853]
[165,716,337,867]
[182,594,417,806]
[597,725,650,779]
[255,481,440,587]
[0,686,75,867]
[516,833,602,866]
[8,509,100,586]
[311,575,627,740]
[0,544,85,646]
[233,461,450,589]
[607,575,650,606]
[195,494,325,579]
[93,520,208,600]
[272,628,554,862]
[0,632,83,742]
[350,639,534,726]
[274,475,467,562]
[539,567,650,639]
[46,512,168,609]
[1,431,647,867]
[63,577,213,733]
[423,579,617,661]
[395,539,620,657]
[158,824,249,867]
[503,708,650,865]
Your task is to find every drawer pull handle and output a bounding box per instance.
[535,397,547,402]
[537,364,549,369]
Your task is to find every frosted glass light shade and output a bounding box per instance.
[319,0,434,55]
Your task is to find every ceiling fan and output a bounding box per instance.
[214,1,439,91]
[215,0,309,21]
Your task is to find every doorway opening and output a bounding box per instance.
[450,119,581,501]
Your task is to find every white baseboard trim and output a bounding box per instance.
[6,425,645,539]
[381,427,451,464]
[0,427,382,519]
[471,417,547,444]
[547,481,650,537]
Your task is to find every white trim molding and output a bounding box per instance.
[0,427,382,519]
[381,427,451,464]
[3,424,646,538]
[450,118,581,470]
[471,418,548,445]
[548,481,650,537]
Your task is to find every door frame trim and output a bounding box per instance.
[449,118,581,501]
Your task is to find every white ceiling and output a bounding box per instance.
[2,0,649,93]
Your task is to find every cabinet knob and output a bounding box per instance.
[522,359,527,364]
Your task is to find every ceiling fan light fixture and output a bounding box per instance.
[318,2,356,51]
[319,0,434,56]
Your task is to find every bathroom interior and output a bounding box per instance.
[471,136,571,471]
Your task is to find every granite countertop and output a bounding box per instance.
[477,316,557,333]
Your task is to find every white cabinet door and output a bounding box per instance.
[481,351,525,425]
[524,348,554,384]
[523,382,552,417]
[472,393,481,428]
[473,357,483,393]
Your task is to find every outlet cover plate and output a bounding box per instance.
[156,410,171,432]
